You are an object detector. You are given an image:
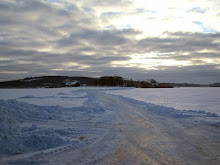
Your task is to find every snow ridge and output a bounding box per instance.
[111,94,219,118]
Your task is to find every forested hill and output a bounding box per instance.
[0,76,96,88]
[0,76,170,88]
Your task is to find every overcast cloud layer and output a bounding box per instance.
[0,0,220,83]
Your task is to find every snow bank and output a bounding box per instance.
[0,99,66,156]
[0,89,110,157]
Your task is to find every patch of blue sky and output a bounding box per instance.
[105,24,132,30]
[44,0,61,4]
[44,0,77,11]
[193,21,217,33]
[124,24,132,28]
[188,7,208,14]
[100,12,122,19]
[133,9,156,14]
[117,24,133,29]
[83,8,94,14]
[134,8,145,13]
[147,10,157,14]
[47,0,58,2]
[105,25,116,29]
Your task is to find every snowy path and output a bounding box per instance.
[1,89,220,165]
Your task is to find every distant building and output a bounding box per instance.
[65,81,80,87]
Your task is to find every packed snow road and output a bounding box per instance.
[0,88,220,165]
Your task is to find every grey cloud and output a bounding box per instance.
[0,46,131,78]
[0,0,220,83]
[0,0,85,37]
[134,32,220,67]
[139,52,220,61]
[0,0,97,51]
[138,32,220,53]
[58,29,132,47]
[108,64,220,84]
[172,52,220,61]
[63,54,130,65]
[155,65,220,84]
[79,0,132,7]
[71,65,220,84]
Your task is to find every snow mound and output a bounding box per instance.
[0,100,65,156]
[0,97,107,157]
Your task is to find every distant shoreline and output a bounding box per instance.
[0,76,219,88]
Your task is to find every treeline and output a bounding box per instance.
[93,76,124,86]
[0,76,96,88]
[2,75,217,88]
[93,76,173,88]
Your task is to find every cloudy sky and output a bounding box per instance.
[0,0,220,83]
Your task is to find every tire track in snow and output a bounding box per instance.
[76,91,220,165]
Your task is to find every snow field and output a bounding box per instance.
[105,87,220,115]
[0,87,219,164]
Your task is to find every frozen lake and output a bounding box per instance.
[0,87,219,115]
[107,87,220,115]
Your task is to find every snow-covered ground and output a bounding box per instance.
[106,87,220,115]
[0,87,219,164]
[0,88,87,108]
